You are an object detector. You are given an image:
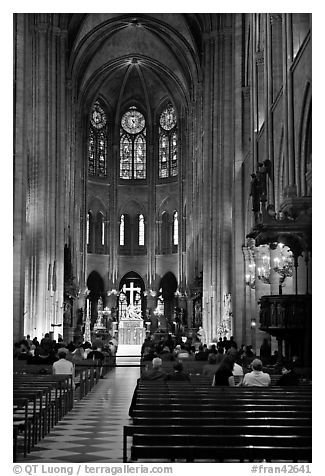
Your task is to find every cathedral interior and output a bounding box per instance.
[14,13,312,366]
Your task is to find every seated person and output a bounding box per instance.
[52,350,75,388]
[166,361,191,381]
[177,345,190,359]
[129,357,166,418]
[195,344,208,361]
[242,358,271,387]
[159,346,174,361]
[207,344,218,355]
[215,347,225,365]
[202,353,219,376]
[276,362,299,386]
[212,356,235,386]
[142,357,167,380]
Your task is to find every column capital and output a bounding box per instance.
[270,14,283,25]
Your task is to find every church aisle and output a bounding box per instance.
[16,366,140,463]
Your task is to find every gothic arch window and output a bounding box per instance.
[119,214,131,254]
[172,211,179,247]
[87,211,94,253]
[120,106,146,180]
[120,214,125,246]
[161,211,169,254]
[138,214,145,246]
[95,212,105,253]
[159,103,178,178]
[88,100,108,178]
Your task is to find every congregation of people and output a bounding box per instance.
[139,334,300,388]
[13,333,118,386]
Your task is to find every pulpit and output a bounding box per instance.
[118,319,146,345]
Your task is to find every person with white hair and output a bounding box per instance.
[242,358,271,387]
[142,357,166,381]
[128,357,166,418]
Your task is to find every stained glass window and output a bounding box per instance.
[88,101,107,178]
[159,103,178,178]
[120,107,146,179]
[139,214,145,246]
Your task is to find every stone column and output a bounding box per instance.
[256,51,265,129]
[285,14,296,190]
[13,14,29,341]
[270,14,283,101]
[201,18,234,342]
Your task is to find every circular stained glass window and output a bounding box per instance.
[90,102,107,129]
[160,104,177,130]
[121,109,145,134]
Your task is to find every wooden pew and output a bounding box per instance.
[125,385,312,462]
[13,398,29,459]
[13,374,73,461]
[131,433,311,462]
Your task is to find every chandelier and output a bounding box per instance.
[257,253,271,284]
[257,243,293,285]
[245,262,256,289]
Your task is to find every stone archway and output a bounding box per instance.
[117,271,146,345]
[87,271,105,328]
[159,271,178,328]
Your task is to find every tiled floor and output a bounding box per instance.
[16,355,141,463]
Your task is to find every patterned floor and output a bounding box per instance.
[16,354,141,463]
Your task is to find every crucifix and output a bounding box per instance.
[122,282,141,306]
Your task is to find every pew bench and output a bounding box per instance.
[125,385,311,463]
[123,423,312,462]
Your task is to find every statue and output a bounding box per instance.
[194,301,202,327]
[126,303,142,320]
[250,173,260,215]
[118,292,128,320]
[197,326,207,345]
[94,297,105,328]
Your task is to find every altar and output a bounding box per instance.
[118,319,146,345]
[117,281,146,345]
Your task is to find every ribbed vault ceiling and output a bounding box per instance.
[66,13,207,116]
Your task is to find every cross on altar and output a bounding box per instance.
[122,282,141,306]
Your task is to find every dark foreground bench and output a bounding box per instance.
[124,385,312,462]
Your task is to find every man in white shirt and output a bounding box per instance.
[53,350,75,387]
[242,358,271,387]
